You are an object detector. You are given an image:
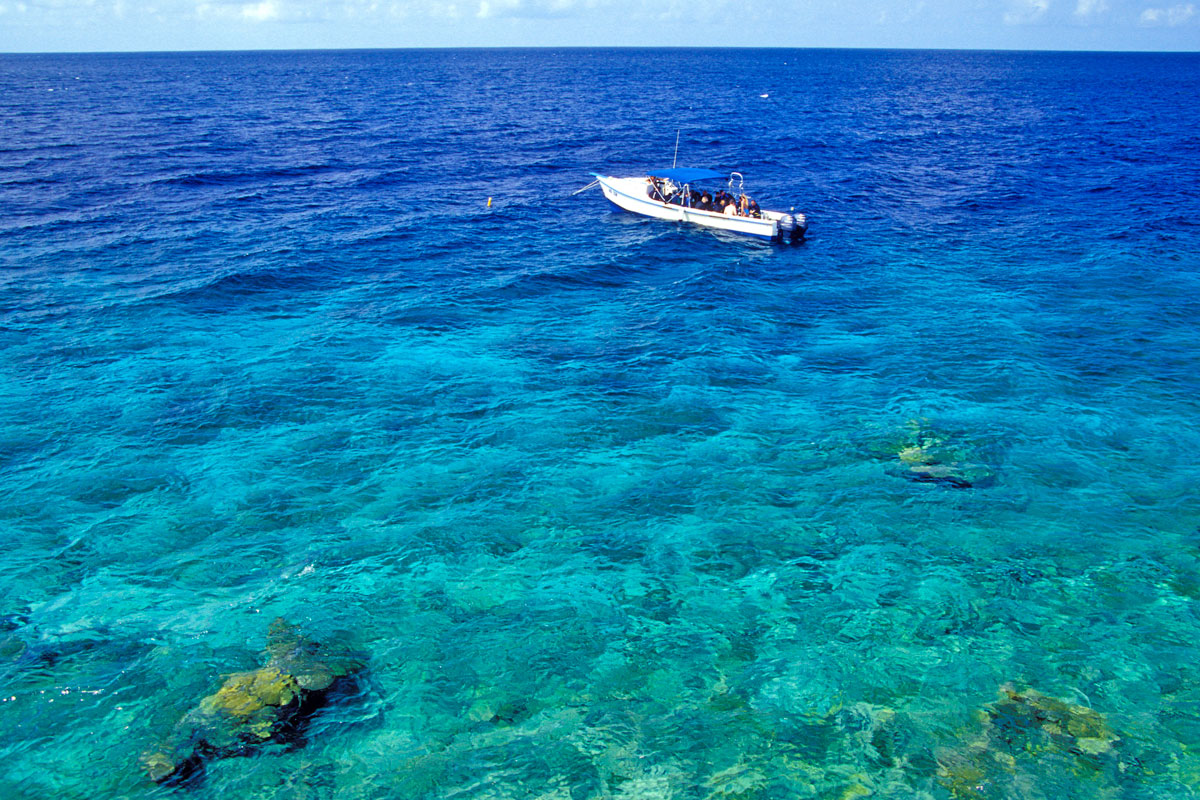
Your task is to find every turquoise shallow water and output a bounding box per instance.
[3,48,1200,798]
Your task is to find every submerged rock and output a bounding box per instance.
[885,419,995,489]
[141,618,362,784]
[991,685,1117,752]
[936,684,1122,799]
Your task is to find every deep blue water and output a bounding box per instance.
[3,47,1200,799]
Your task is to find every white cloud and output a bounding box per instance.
[195,0,282,19]
[1003,0,1049,24]
[1073,0,1106,17]
[387,1,460,17]
[1139,2,1196,24]
[240,0,276,17]
[476,0,589,18]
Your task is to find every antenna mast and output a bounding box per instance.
[672,130,680,168]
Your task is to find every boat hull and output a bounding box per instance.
[595,175,801,241]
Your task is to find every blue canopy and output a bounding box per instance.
[652,167,726,183]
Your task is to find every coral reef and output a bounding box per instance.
[141,618,362,784]
[936,684,1124,800]
[883,419,995,489]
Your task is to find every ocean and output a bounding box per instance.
[2,47,1200,799]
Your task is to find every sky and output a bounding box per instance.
[1,0,1198,53]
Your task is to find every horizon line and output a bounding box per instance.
[4,44,1199,56]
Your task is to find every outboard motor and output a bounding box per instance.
[777,209,808,242]
[792,212,808,241]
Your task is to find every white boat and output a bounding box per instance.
[587,168,807,242]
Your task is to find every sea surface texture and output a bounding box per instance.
[3,48,1200,799]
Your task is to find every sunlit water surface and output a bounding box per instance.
[2,48,1200,799]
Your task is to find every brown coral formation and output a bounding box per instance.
[141,618,362,784]
[888,419,995,489]
[936,684,1122,800]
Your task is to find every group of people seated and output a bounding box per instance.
[647,177,762,218]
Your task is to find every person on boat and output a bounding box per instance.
[746,198,761,218]
[658,178,680,205]
[699,192,713,211]
[647,178,665,202]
